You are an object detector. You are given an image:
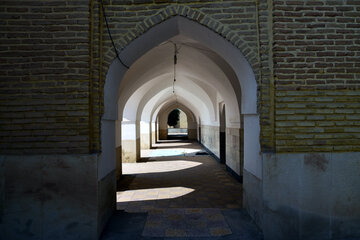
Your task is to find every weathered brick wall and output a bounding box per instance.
[257,0,275,151]
[273,0,360,152]
[0,1,92,154]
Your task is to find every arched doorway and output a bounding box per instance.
[150,101,198,141]
[100,15,261,237]
[167,108,188,140]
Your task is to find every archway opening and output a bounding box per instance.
[167,108,188,140]
[100,16,261,238]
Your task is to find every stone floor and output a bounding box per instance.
[101,140,263,240]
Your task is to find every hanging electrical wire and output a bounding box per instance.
[100,0,129,69]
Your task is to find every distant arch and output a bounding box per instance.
[156,102,197,141]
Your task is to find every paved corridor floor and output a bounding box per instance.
[101,140,263,240]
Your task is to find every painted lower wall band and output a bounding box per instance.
[199,141,242,183]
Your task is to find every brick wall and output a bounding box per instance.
[0,1,91,154]
[273,0,360,152]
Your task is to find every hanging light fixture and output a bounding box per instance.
[173,43,178,94]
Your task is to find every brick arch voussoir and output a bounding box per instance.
[109,5,257,72]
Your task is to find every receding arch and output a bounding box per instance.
[156,102,197,141]
[167,109,188,139]
[118,41,241,125]
[153,100,197,125]
[103,16,257,122]
[151,96,201,126]
[140,99,198,151]
[100,16,261,195]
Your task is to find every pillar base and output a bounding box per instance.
[0,154,115,240]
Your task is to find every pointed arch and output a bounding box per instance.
[100,16,261,189]
[112,5,258,68]
[156,101,198,141]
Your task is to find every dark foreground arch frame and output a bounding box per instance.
[99,15,261,238]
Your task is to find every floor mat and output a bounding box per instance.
[142,208,232,237]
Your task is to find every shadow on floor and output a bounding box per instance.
[150,140,198,149]
[117,156,242,209]
[104,140,263,239]
[166,134,188,140]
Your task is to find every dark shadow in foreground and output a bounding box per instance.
[101,209,263,240]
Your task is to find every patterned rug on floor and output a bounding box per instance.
[142,208,232,237]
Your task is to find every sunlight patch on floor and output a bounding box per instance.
[155,141,192,145]
[117,187,195,202]
[141,148,202,158]
[123,160,202,174]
